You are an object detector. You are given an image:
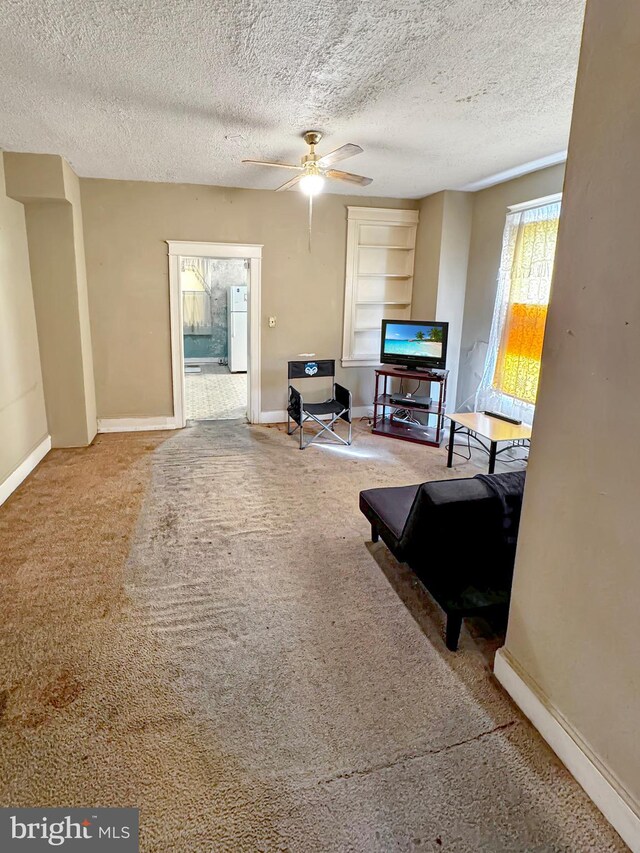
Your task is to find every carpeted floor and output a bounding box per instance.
[0,422,627,852]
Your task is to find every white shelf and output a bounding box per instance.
[358,244,414,250]
[356,300,411,306]
[357,273,412,279]
[341,357,383,368]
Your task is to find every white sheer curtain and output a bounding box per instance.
[475,200,561,425]
[181,257,213,335]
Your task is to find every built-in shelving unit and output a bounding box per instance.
[342,207,419,368]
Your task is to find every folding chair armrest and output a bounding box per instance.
[333,382,352,422]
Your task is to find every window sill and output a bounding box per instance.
[341,358,382,368]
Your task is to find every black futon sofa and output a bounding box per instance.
[359,471,525,650]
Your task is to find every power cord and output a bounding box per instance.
[446,433,529,465]
[391,408,421,425]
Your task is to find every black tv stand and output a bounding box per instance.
[373,366,449,447]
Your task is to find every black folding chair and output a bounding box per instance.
[287,360,352,449]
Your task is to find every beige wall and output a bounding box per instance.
[79,179,416,417]
[504,0,640,821]
[0,156,48,484]
[412,190,473,405]
[62,160,97,440]
[4,152,67,202]
[433,191,473,405]
[0,153,567,432]
[4,153,97,447]
[457,163,565,409]
[412,193,444,322]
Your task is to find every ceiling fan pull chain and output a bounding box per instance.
[308,194,313,253]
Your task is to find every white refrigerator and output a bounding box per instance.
[227,285,247,373]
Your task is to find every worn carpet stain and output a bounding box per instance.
[0,432,292,851]
[0,423,628,852]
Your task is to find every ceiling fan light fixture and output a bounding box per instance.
[299,173,325,196]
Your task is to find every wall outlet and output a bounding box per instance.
[268,316,276,328]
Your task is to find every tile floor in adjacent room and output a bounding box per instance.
[184,362,247,421]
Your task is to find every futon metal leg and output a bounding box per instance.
[445,612,463,651]
[371,523,379,543]
[447,419,456,467]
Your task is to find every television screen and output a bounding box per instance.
[380,320,448,370]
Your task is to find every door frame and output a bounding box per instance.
[167,241,263,426]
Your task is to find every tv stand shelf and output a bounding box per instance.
[375,394,445,416]
[372,366,448,448]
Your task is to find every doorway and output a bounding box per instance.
[182,256,247,420]
[167,242,262,427]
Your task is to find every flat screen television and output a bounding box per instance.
[380,319,449,371]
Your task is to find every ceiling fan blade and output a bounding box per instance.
[242,159,302,170]
[276,174,304,192]
[316,143,363,168]
[326,169,373,187]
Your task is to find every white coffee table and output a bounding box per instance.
[446,412,532,473]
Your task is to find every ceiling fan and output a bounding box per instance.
[242,130,373,195]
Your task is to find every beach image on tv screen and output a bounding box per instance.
[384,323,443,358]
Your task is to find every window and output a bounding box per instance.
[476,196,561,423]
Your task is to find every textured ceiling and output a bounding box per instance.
[0,0,584,198]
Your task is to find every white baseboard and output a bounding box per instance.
[259,406,372,425]
[0,435,51,507]
[495,648,640,852]
[99,411,374,430]
[97,416,180,433]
